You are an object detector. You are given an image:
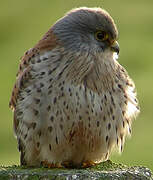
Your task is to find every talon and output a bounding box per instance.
[62,161,73,168]
[41,160,62,168]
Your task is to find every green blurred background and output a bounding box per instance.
[0,0,153,171]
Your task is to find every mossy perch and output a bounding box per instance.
[0,160,152,180]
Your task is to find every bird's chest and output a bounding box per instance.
[51,81,118,129]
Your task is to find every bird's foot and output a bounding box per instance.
[41,160,62,168]
[82,160,96,168]
[62,160,96,168]
[62,161,74,168]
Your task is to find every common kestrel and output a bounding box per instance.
[9,7,139,168]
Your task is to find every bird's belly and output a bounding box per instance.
[40,116,110,166]
[37,86,119,166]
[18,79,137,167]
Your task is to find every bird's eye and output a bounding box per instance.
[95,31,109,41]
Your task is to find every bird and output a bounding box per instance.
[9,7,139,168]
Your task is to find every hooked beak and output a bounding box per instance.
[111,41,120,55]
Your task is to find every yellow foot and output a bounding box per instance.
[62,160,96,168]
[82,160,96,168]
[62,161,74,168]
[41,160,62,168]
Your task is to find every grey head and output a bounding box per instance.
[52,7,119,54]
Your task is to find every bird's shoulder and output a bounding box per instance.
[9,29,58,110]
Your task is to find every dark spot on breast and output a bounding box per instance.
[19,97,24,101]
[56,136,58,144]
[106,136,109,142]
[34,98,40,104]
[134,98,137,103]
[126,81,133,87]
[47,105,51,111]
[40,72,45,75]
[56,110,59,116]
[48,90,52,95]
[31,122,36,129]
[104,95,107,101]
[111,97,116,107]
[61,92,64,97]
[43,57,48,61]
[60,124,63,130]
[124,94,128,99]
[50,116,54,122]
[26,89,31,93]
[24,134,27,139]
[23,61,27,65]
[40,83,44,88]
[60,87,64,91]
[86,111,89,114]
[112,86,116,92]
[124,100,127,105]
[58,83,62,87]
[108,123,111,130]
[53,97,57,104]
[37,142,40,148]
[118,84,123,89]
[49,78,53,82]
[117,138,119,145]
[123,121,125,128]
[49,144,52,151]
[33,109,39,116]
[38,130,41,137]
[37,88,41,93]
[103,116,106,121]
[115,125,118,133]
[121,145,123,152]
[60,117,63,122]
[79,116,82,120]
[136,106,140,110]
[48,126,53,133]
[63,101,66,106]
[48,68,56,75]
[110,107,113,114]
[97,121,100,127]
[112,115,115,120]
[129,127,132,134]
[17,111,23,116]
[48,84,52,89]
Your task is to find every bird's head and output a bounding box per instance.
[52,7,119,57]
[50,7,120,90]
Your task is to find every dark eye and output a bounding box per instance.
[95,31,109,41]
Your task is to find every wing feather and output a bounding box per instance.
[9,29,58,135]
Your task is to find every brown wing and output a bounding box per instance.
[9,28,58,135]
[9,28,58,110]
